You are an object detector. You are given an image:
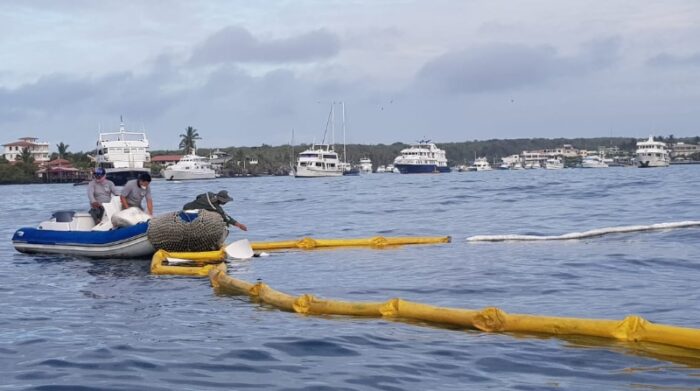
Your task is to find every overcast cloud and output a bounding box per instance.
[0,1,699,151]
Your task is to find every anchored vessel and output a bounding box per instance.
[545,158,564,170]
[295,144,343,177]
[636,136,670,168]
[96,120,151,186]
[393,141,450,174]
[162,149,216,180]
[359,158,372,174]
[581,155,608,168]
[472,157,492,171]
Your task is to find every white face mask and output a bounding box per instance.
[140,185,147,190]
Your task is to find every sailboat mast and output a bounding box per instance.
[342,101,347,164]
[331,103,335,150]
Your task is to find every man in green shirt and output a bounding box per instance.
[182,190,247,231]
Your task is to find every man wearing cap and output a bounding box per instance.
[87,167,119,223]
[182,190,248,231]
[120,173,154,215]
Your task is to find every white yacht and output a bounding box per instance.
[294,145,343,177]
[472,157,492,171]
[95,119,151,186]
[545,158,564,170]
[393,141,450,174]
[376,165,386,173]
[581,155,608,168]
[499,154,522,170]
[636,136,670,168]
[359,158,372,174]
[162,149,216,180]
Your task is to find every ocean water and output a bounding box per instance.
[1,166,700,390]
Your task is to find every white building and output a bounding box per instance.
[3,137,50,163]
[671,142,699,159]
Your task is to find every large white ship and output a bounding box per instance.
[636,136,670,168]
[95,120,151,186]
[393,141,450,174]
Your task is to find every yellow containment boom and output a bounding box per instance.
[209,269,700,353]
[151,249,227,277]
[250,236,451,251]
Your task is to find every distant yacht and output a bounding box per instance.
[294,102,352,178]
[581,155,608,168]
[162,149,216,180]
[636,136,670,168]
[294,144,343,177]
[95,119,151,186]
[472,157,492,171]
[393,141,450,174]
[359,158,372,174]
[545,158,564,170]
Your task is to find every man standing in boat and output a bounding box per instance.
[120,173,154,216]
[87,167,119,223]
[182,190,247,231]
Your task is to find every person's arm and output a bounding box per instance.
[233,221,247,231]
[120,183,131,209]
[146,197,153,216]
[110,182,119,196]
[87,182,98,207]
[120,195,129,210]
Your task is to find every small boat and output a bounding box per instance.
[359,158,372,174]
[393,141,451,174]
[545,158,564,170]
[636,136,670,168]
[500,155,522,170]
[162,149,216,180]
[581,155,608,168]
[457,164,476,172]
[340,162,361,176]
[376,165,386,173]
[473,157,492,171]
[12,199,154,258]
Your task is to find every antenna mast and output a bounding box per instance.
[342,101,347,164]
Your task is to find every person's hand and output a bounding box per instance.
[235,222,248,231]
[90,202,100,208]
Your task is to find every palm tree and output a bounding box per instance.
[56,142,69,159]
[179,126,201,153]
[16,147,34,164]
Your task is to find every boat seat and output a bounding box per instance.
[52,211,76,223]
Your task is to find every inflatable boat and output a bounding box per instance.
[12,198,155,258]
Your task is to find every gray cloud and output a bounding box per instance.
[189,26,340,65]
[416,38,621,94]
[647,52,700,67]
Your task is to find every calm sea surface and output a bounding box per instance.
[1,166,700,390]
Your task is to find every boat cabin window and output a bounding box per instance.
[315,162,323,167]
[323,154,336,159]
[299,162,307,166]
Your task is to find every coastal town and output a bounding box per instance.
[1,127,699,184]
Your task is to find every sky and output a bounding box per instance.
[1,0,699,151]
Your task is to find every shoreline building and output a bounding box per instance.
[3,137,50,163]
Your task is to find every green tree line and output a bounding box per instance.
[152,135,700,176]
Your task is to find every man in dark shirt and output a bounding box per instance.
[182,190,247,231]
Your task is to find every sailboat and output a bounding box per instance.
[294,102,354,178]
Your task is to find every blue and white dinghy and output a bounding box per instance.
[12,198,154,258]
